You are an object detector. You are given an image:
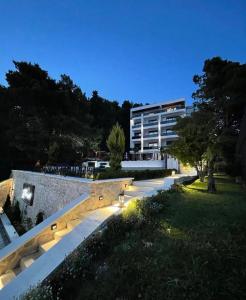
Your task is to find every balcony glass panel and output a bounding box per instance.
[143,122,158,127]
[132,123,141,128]
[162,131,177,136]
[161,119,176,124]
[143,146,159,150]
[143,133,158,138]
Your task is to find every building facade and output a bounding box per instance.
[130,98,192,164]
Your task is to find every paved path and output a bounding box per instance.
[0,174,192,299]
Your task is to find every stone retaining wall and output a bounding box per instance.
[11,171,132,224]
[0,179,13,208]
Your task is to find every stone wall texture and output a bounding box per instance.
[0,173,133,275]
[11,171,132,224]
[0,179,13,208]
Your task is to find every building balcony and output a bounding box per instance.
[143,122,158,128]
[143,146,159,150]
[160,119,176,125]
[132,123,141,129]
[161,131,178,137]
[131,113,141,118]
[132,135,141,140]
[161,107,185,115]
[143,133,158,139]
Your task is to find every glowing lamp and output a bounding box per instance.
[51,223,57,230]
[119,192,125,207]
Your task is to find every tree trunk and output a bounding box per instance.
[196,165,205,182]
[207,162,216,193]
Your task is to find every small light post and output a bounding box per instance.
[119,191,125,208]
[172,170,176,176]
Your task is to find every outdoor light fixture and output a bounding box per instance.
[21,183,35,206]
[99,195,104,201]
[119,192,125,207]
[51,223,57,230]
[125,183,128,188]
[0,207,3,215]
[172,170,176,176]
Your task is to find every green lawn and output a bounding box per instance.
[25,175,246,300]
[73,175,246,300]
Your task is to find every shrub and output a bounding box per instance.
[3,194,11,214]
[22,190,173,300]
[35,212,44,225]
[95,168,174,180]
[13,201,21,223]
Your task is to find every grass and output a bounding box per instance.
[23,175,246,300]
[74,175,246,300]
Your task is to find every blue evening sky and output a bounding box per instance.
[0,0,245,105]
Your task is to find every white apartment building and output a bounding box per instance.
[130,98,192,165]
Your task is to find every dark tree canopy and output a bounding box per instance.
[0,61,137,179]
[192,57,246,178]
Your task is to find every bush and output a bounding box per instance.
[13,201,22,223]
[95,168,174,180]
[35,212,44,225]
[22,190,173,300]
[136,190,169,220]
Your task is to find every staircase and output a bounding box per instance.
[123,178,164,202]
[0,216,85,289]
[0,178,166,290]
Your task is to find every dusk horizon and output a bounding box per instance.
[1,0,246,105]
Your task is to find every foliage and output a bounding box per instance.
[35,212,44,225]
[95,168,173,180]
[4,199,26,235]
[22,191,170,300]
[3,194,11,214]
[192,57,246,182]
[13,201,21,223]
[0,62,138,179]
[106,123,125,170]
[165,110,211,182]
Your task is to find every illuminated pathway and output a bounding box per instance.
[0,174,192,299]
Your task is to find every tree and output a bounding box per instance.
[193,57,246,184]
[107,123,125,170]
[165,110,211,182]
[0,61,101,175]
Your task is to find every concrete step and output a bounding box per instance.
[133,180,164,188]
[124,191,146,198]
[126,185,155,192]
[54,228,72,241]
[0,270,16,289]
[39,239,58,254]
[20,252,41,271]
[67,219,82,230]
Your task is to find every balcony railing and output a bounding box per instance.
[132,113,141,118]
[162,131,177,136]
[143,146,159,150]
[143,111,159,116]
[132,123,141,128]
[143,122,158,127]
[161,119,176,124]
[132,135,141,139]
[143,134,158,138]
[163,106,185,114]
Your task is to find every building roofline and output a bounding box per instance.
[131,98,185,112]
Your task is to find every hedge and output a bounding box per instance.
[94,168,174,180]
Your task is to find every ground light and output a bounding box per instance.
[119,192,125,207]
